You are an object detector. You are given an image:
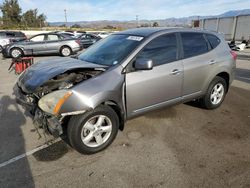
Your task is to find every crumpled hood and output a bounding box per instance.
[18,57,106,93]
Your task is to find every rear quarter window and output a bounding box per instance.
[206,34,220,49]
[181,32,209,59]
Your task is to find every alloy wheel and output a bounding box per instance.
[80,115,112,147]
[210,83,224,105]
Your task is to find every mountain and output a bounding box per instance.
[49,9,250,29]
[219,9,250,17]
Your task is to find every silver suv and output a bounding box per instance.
[14,28,236,154]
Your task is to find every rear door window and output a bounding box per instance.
[47,34,60,41]
[206,34,220,49]
[137,34,178,66]
[181,32,209,58]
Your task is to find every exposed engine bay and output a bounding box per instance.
[35,69,102,98]
[14,68,104,140]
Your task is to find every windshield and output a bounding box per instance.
[78,34,144,66]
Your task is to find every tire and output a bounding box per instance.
[10,48,23,58]
[200,76,227,109]
[60,46,72,57]
[0,46,3,53]
[67,105,119,154]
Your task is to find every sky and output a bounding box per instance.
[1,0,250,22]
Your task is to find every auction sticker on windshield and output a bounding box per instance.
[127,36,144,41]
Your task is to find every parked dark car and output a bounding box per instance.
[0,31,26,53]
[77,33,101,48]
[14,28,236,154]
[2,33,81,58]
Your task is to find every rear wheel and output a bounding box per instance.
[67,105,119,154]
[0,46,3,53]
[10,48,23,58]
[60,46,72,57]
[200,76,227,109]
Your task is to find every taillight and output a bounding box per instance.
[75,40,81,45]
[230,50,237,61]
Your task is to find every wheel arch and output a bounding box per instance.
[10,46,24,56]
[102,100,125,131]
[60,45,72,53]
[216,72,230,92]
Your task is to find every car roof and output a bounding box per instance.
[116,27,218,37]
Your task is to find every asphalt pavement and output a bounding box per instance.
[0,54,250,188]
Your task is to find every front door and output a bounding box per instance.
[125,33,183,117]
[26,34,46,54]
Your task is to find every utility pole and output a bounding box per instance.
[64,9,68,27]
[136,15,139,27]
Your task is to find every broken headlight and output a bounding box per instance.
[38,90,72,115]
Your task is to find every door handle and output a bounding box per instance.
[209,60,216,65]
[171,69,182,75]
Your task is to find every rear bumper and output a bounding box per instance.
[72,46,81,53]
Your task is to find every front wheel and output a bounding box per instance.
[67,105,119,154]
[10,48,23,58]
[200,76,227,109]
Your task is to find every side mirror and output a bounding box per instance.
[134,58,153,70]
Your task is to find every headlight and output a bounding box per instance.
[38,90,72,115]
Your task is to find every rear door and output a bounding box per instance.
[45,34,61,53]
[180,32,215,99]
[126,33,183,117]
[79,34,95,47]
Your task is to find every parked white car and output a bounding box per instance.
[0,31,26,53]
[97,32,110,38]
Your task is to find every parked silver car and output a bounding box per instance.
[14,28,236,154]
[0,31,27,53]
[3,32,81,58]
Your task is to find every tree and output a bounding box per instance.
[103,25,116,29]
[0,0,47,29]
[0,0,22,28]
[37,13,46,27]
[140,23,150,27]
[152,22,159,27]
[59,24,66,27]
[22,9,46,28]
[71,24,81,28]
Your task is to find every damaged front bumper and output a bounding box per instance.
[33,108,63,137]
[13,84,64,138]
